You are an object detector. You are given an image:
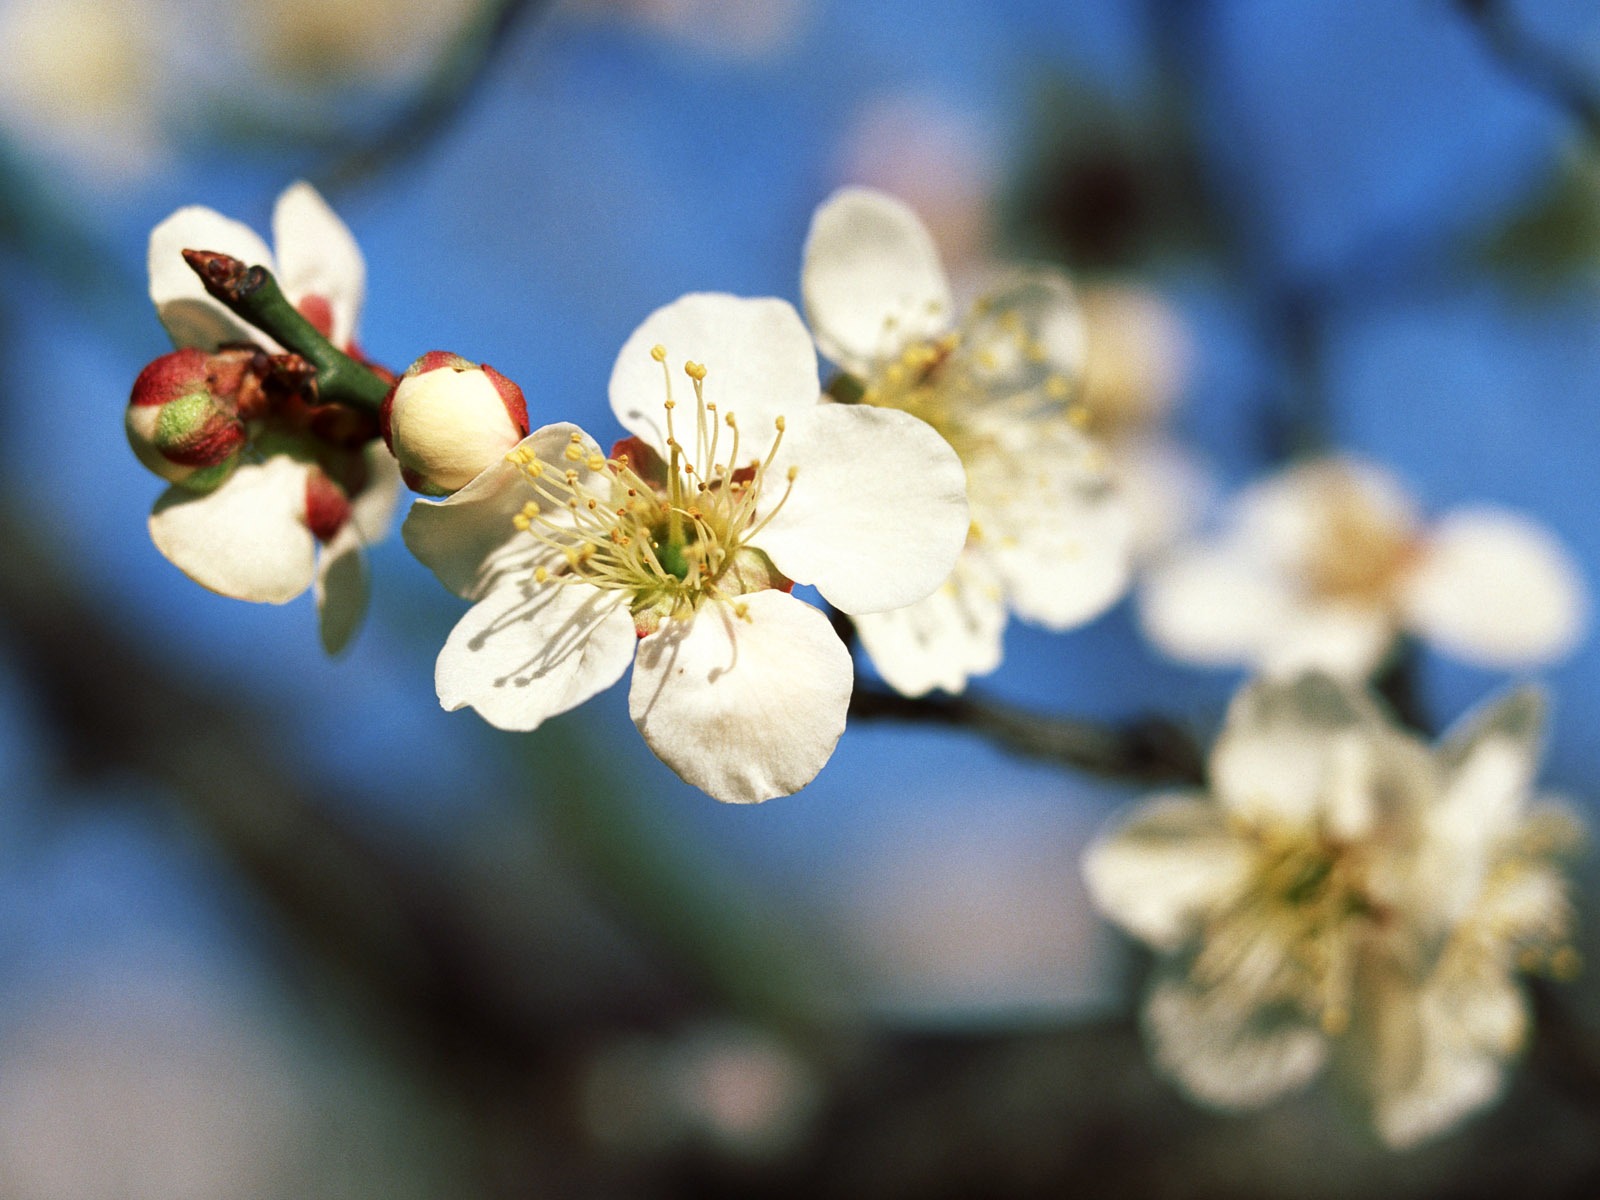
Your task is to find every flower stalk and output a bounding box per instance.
[182,249,391,412]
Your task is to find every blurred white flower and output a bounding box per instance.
[1074,282,1209,560]
[1139,456,1588,679]
[240,0,487,91]
[0,0,174,182]
[558,0,813,60]
[1082,673,1580,1147]
[142,182,400,654]
[406,292,968,803]
[802,187,1133,697]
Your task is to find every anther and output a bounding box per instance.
[650,344,667,362]
[684,361,706,381]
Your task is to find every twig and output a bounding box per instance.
[849,685,1206,785]
[182,251,391,410]
[1457,0,1600,145]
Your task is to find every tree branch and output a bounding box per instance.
[1457,0,1600,145]
[849,685,1206,785]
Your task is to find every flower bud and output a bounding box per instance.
[126,348,248,493]
[381,351,529,496]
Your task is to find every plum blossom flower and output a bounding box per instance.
[1139,456,1588,679]
[405,292,968,803]
[801,187,1132,697]
[140,183,400,654]
[1082,673,1579,1147]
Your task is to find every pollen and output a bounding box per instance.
[503,366,799,621]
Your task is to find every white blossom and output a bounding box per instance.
[801,187,1133,697]
[406,292,968,803]
[1139,456,1587,679]
[1082,673,1580,1147]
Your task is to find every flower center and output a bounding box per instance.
[1193,823,1373,1036]
[861,318,1083,450]
[1302,474,1420,606]
[506,349,796,623]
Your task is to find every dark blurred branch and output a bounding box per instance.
[849,686,1205,786]
[0,499,674,1080]
[1458,0,1600,145]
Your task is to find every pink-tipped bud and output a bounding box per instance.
[126,348,249,493]
[381,351,530,496]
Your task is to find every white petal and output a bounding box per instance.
[1352,959,1522,1149]
[1137,545,1291,667]
[436,580,636,731]
[1417,688,1545,928]
[315,523,367,657]
[349,442,402,546]
[978,424,1132,629]
[271,181,365,350]
[851,554,1006,696]
[609,293,820,457]
[403,424,597,600]
[1400,508,1588,667]
[147,456,315,603]
[801,187,954,374]
[629,590,852,803]
[1210,674,1392,829]
[1258,602,1395,681]
[757,404,968,614]
[148,205,277,351]
[1144,969,1328,1110]
[1081,794,1252,952]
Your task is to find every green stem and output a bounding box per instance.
[182,250,391,412]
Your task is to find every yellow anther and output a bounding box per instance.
[774,415,785,431]
[587,454,606,471]
[786,466,798,481]
[650,344,667,362]
[1046,374,1072,400]
[733,601,750,620]
[1517,947,1544,973]
[684,361,707,381]
[564,443,584,462]
[534,566,549,583]
[1068,405,1091,429]
[512,514,531,531]
[1024,341,1048,364]
[664,399,676,411]
[977,350,998,370]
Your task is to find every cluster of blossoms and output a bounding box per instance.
[129,183,1130,800]
[133,183,399,654]
[126,180,1586,1143]
[1084,673,1579,1147]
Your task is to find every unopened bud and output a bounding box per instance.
[381,351,530,496]
[126,348,248,492]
